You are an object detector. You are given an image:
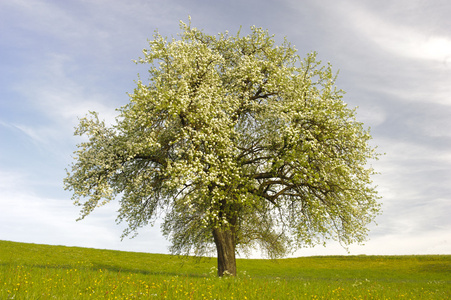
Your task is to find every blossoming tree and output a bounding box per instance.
[64,20,381,276]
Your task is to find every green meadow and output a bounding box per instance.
[1,240,449,299]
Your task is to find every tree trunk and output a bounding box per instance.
[212,227,237,276]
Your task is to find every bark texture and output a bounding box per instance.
[212,227,237,276]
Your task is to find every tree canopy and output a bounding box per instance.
[64,20,381,276]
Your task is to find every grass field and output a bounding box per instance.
[1,240,449,299]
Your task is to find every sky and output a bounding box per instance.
[1,0,450,257]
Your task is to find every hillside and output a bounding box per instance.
[1,240,450,299]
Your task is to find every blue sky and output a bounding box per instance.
[1,0,450,256]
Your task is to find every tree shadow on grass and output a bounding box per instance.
[1,261,210,278]
[89,262,209,278]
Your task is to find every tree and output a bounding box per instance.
[64,20,381,276]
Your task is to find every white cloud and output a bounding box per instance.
[334,1,451,64]
[420,36,451,64]
[0,169,169,253]
[0,169,25,190]
[291,213,451,257]
[8,53,122,149]
[356,229,451,255]
[362,23,451,64]
[355,105,388,127]
[10,123,58,146]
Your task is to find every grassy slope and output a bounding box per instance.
[1,240,450,299]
